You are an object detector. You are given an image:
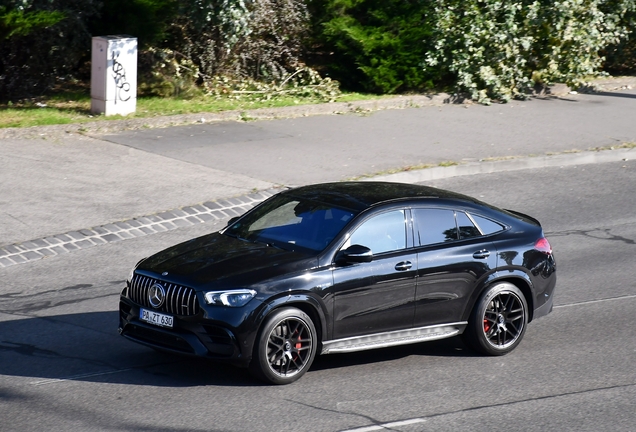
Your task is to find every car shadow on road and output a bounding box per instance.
[0,311,479,388]
[588,91,636,100]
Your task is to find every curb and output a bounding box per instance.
[0,94,455,140]
[366,147,635,184]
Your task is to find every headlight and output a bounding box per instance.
[204,289,257,307]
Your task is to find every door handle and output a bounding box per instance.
[395,261,412,271]
[473,250,490,259]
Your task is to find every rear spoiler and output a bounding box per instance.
[504,209,542,227]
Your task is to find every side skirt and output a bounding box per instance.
[321,322,467,354]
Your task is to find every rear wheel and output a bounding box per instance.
[250,307,317,385]
[463,282,528,356]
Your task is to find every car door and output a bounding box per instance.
[331,209,417,339]
[412,208,498,327]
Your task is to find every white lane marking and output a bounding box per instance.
[554,294,636,309]
[341,418,426,432]
[30,368,133,386]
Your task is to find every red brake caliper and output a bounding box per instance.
[484,319,491,332]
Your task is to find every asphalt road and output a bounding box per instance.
[1,158,635,431]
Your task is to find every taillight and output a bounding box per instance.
[534,237,552,254]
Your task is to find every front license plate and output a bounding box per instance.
[140,308,174,328]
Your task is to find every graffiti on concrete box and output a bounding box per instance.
[111,51,131,103]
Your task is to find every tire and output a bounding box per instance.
[463,282,528,356]
[249,307,318,385]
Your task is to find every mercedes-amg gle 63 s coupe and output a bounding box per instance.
[119,182,556,384]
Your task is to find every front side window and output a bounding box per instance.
[345,210,406,254]
[224,195,356,252]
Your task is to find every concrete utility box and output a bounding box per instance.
[91,35,138,116]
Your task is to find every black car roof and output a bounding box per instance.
[284,182,482,212]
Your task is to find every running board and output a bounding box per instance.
[321,322,467,354]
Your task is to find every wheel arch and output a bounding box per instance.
[464,271,536,323]
[255,293,328,349]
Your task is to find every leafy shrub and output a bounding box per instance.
[315,0,438,93]
[0,6,64,40]
[204,67,340,101]
[0,0,100,101]
[174,0,311,81]
[426,0,636,103]
[88,0,178,49]
[603,6,636,74]
[138,48,201,97]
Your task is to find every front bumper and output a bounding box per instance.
[119,296,251,366]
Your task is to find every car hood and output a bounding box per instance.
[136,232,317,290]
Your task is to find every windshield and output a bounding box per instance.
[223,194,357,252]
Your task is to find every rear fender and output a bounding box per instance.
[461,269,535,322]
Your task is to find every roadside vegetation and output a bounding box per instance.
[1,0,635,127]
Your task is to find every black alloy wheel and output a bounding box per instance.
[463,282,528,356]
[250,307,317,385]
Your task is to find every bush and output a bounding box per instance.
[0,0,100,101]
[88,0,178,49]
[426,0,636,103]
[137,48,201,97]
[173,0,311,82]
[603,6,636,74]
[315,0,438,93]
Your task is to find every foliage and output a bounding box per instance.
[88,0,179,49]
[425,0,636,103]
[0,6,64,40]
[204,67,340,101]
[0,0,100,101]
[137,48,201,97]
[315,0,438,93]
[164,0,339,101]
[603,6,636,74]
[174,0,312,82]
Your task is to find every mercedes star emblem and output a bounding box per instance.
[148,283,166,308]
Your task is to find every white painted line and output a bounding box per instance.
[30,368,133,386]
[554,294,636,309]
[341,418,426,432]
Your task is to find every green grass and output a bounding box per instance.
[0,89,387,129]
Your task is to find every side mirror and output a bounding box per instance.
[227,216,240,227]
[339,244,373,263]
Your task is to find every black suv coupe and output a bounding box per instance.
[119,182,556,384]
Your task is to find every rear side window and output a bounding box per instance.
[414,209,457,246]
[456,211,481,239]
[470,213,505,235]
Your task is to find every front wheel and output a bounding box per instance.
[463,282,528,356]
[249,307,317,385]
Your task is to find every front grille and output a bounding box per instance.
[129,274,200,316]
